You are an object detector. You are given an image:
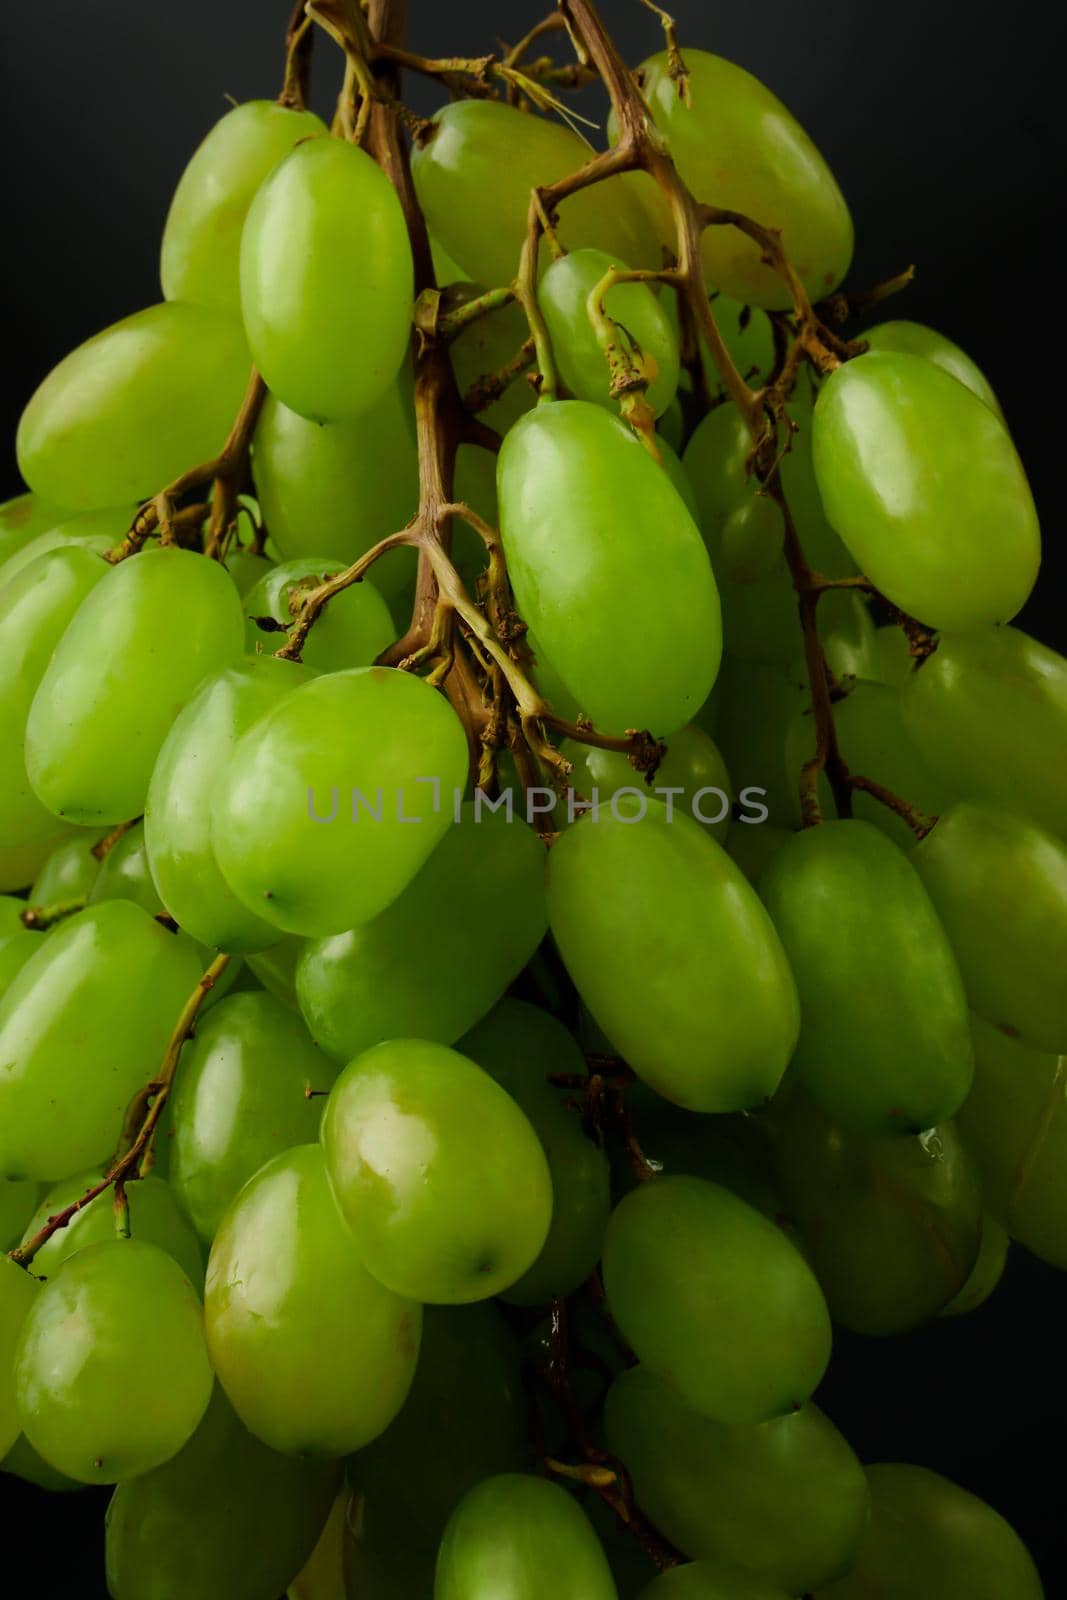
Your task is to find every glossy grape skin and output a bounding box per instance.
[161,100,328,311]
[15,1238,212,1483]
[212,666,469,937]
[296,804,545,1064]
[767,1089,981,1335]
[86,821,163,917]
[807,591,880,684]
[106,1386,338,1600]
[0,830,77,895]
[630,50,853,307]
[0,492,68,564]
[902,626,1067,841]
[939,1212,1009,1318]
[1,1429,83,1493]
[912,802,1067,1052]
[0,505,131,590]
[205,1143,419,1455]
[863,319,1002,415]
[26,547,245,825]
[607,1370,867,1593]
[0,921,39,1000]
[17,303,251,510]
[251,388,418,600]
[458,1000,611,1305]
[244,557,393,670]
[759,821,974,1135]
[638,1563,792,1600]
[245,935,303,1008]
[547,802,799,1113]
[499,402,720,734]
[170,991,334,1244]
[561,723,733,844]
[435,1473,618,1600]
[0,900,202,1180]
[241,137,412,423]
[21,1171,202,1287]
[145,656,313,953]
[411,98,658,287]
[540,247,680,417]
[27,828,105,905]
[1,1257,39,1457]
[816,1463,1044,1599]
[813,352,1040,630]
[322,1038,552,1304]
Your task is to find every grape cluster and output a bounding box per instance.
[0,2,1059,1597]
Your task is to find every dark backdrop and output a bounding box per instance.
[2,2,1064,1594]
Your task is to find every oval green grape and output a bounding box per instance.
[863,318,1001,414]
[243,556,393,670]
[27,828,105,906]
[0,505,131,591]
[21,1170,203,1287]
[939,1212,1009,1318]
[434,1473,618,1600]
[561,723,733,844]
[0,1257,39,1457]
[86,820,164,917]
[0,492,68,571]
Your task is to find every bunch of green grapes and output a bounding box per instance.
[0,3,1059,1598]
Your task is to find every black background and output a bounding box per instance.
[2,1,1065,1594]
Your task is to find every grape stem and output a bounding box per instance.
[90,816,142,861]
[18,896,88,932]
[279,1,316,111]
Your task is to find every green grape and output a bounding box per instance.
[627,50,853,308]
[27,827,106,906]
[939,1213,1010,1318]
[251,387,418,601]
[0,926,39,1001]
[322,1038,553,1304]
[605,1366,868,1592]
[296,804,546,1063]
[161,99,328,310]
[411,98,659,286]
[767,1088,981,1335]
[245,934,304,1008]
[816,1463,1044,1598]
[448,290,537,436]
[434,1473,618,1600]
[289,1491,347,1599]
[795,591,878,686]
[244,557,394,670]
[602,1177,830,1423]
[873,623,914,687]
[638,1562,792,1600]
[562,723,733,844]
[146,656,314,953]
[499,402,720,734]
[713,658,808,828]
[431,235,469,285]
[15,1238,212,1483]
[106,1386,339,1600]
[725,822,793,884]
[26,547,245,825]
[0,505,131,590]
[665,289,776,397]
[0,829,77,895]
[912,801,1067,1052]
[813,352,1040,630]
[778,397,859,578]
[1,1174,41,1249]
[0,547,108,844]
[457,1000,611,1304]
[658,397,686,452]
[241,137,413,423]
[170,991,334,1244]
[1,1430,84,1493]
[204,1143,420,1455]
[863,318,1002,415]
[0,900,202,1180]
[540,247,680,417]
[957,1018,1067,1270]
[0,492,68,570]
[1,1256,39,1457]
[16,303,251,510]
[87,821,163,916]
[211,665,469,937]
[547,802,799,1112]
[21,1171,202,1286]
[759,820,973,1134]
[902,625,1067,840]
[225,542,274,598]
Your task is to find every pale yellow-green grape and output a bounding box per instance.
[0,829,78,895]
[411,98,659,286]
[448,290,537,436]
[250,387,419,600]
[638,1563,792,1600]
[605,1367,868,1593]
[17,303,251,510]
[767,1088,982,1335]
[27,828,105,905]
[1,1430,83,1493]
[161,100,328,310]
[245,934,303,1008]
[813,352,1040,630]
[296,804,546,1063]
[912,802,1067,1052]
[602,1177,831,1423]
[26,547,245,825]
[713,658,808,828]
[87,821,164,918]
[0,1174,41,1250]
[939,1213,1010,1318]
[21,1171,203,1286]
[863,318,1002,415]
[243,557,394,670]
[546,801,799,1112]
[170,991,334,1245]
[957,1018,1067,1271]
[458,1000,611,1305]
[759,821,974,1134]
[211,666,469,937]
[561,723,734,843]
[0,900,203,1179]
[626,50,853,307]
[106,1386,339,1600]
[145,657,314,953]
[874,622,914,686]
[1,1256,39,1456]
[434,1473,618,1600]
[902,626,1067,840]
[0,493,68,570]
[15,1238,213,1483]
[0,505,132,591]
[499,402,721,734]
[240,137,413,422]
[816,1463,1044,1598]
[322,1039,553,1304]
[204,1143,420,1455]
